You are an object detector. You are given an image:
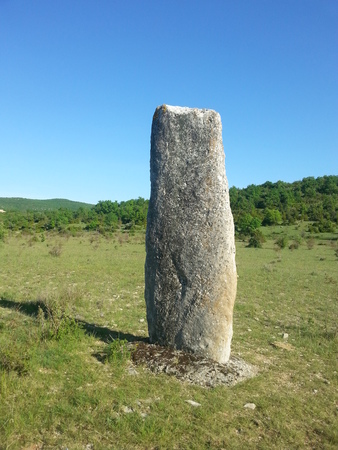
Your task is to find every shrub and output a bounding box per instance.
[85,220,100,231]
[103,339,131,363]
[49,243,62,257]
[308,220,336,233]
[307,223,319,233]
[318,220,336,233]
[0,224,6,242]
[247,229,266,248]
[28,235,39,246]
[275,235,288,249]
[289,241,299,250]
[307,238,315,250]
[37,293,84,342]
[0,346,30,376]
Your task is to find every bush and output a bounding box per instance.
[308,220,336,233]
[275,235,288,249]
[307,238,315,250]
[0,224,6,242]
[289,241,299,250]
[318,220,336,233]
[37,293,84,342]
[49,243,62,257]
[103,339,131,363]
[247,229,266,248]
[0,346,30,376]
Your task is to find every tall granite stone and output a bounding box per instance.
[145,105,237,363]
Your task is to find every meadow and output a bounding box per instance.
[0,226,337,449]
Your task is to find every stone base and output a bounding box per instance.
[131,342,257,388]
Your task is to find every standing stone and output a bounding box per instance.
[145,105,237,364]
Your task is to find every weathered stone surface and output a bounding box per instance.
[145,105,237,363]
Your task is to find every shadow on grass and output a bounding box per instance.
[0,297,148,344]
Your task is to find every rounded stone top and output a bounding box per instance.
[153,105,221,124]
[160,104,215,114]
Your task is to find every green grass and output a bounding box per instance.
[0,227,337,449]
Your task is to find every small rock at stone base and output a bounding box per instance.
[127,366,138,376]
[122,406,133,414]
[244,403,256,410]
[185,400,201,407]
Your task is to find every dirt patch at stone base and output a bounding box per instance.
[131,341,257,388]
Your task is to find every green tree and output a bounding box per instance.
[262,209,282,226]
[236,214,262,236]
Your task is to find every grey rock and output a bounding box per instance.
[122,406,133,414]
[244,403,256,410]
[127,365,139,376]
[145,105,237,363]
[185,400,201,407]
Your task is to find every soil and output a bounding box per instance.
[130,341,257,388]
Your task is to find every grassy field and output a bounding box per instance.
[0,226,337,449]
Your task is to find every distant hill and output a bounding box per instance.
[0,197,94,212]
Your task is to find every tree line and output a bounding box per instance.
[0,176,337,238]
[231,175,337,235]
[0,198,149,236]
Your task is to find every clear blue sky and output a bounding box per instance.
[1,0,337,204]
